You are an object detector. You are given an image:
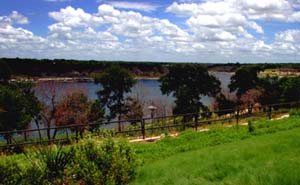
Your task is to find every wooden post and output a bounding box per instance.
[183,116,186,130]
[141,119,145,139]
[235,109,240,127]
[194,114,199,131]
[268,106,272,120]
[24,131,27,142]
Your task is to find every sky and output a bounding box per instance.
[0,0,300,63]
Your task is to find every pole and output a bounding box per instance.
[141,119,145,139]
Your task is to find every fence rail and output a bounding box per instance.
[1,101,299,150]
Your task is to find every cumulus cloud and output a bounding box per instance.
[1,3,300,62]
[49,6,104,27]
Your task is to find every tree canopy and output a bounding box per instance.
[229,65,262,97]
[94,65,136,130]
[160,64,221,115]
[0,60,12,84]
[0,83,41,143]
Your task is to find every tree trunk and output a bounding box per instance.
[52,128,57,141]
[35,119,42,140]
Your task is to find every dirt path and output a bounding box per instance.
[129,113,290,143]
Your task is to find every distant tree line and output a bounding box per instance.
[0,58,169,78]
[2,57,300,78]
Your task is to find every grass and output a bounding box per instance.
[133,116,300,163]
[1,115,300,184]
[132,116,300,184]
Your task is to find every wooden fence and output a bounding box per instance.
[0,101,299,150]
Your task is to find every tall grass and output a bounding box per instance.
[134,124,300,185]
[133,116,300,163]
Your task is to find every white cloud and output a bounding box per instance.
[0,11,29,27]
[167,0,300,22]
[49,6,104,27]
[107,1,159,12]
[1,5,300,63]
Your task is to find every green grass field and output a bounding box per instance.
[132,117,300,185]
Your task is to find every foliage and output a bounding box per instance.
[125,97,144,125]
[0,84,39,144]
[248,120,255,133]
[94,65,136,130]
[213,92,237,116]
[71,138,138,185]
[27,145,75,184]
[229,65,262,97]
[0,138,138,185]
[54,91,90,138]
[240,88,263,113]
[290,109,300,116]
[259,76,281,105]
[0,59,12,84]
[279,76,300,102]
[88,99,105,131]
[159,64,220,115]
[0,158,23,185]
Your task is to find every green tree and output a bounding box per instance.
[213,92,237,116]
[94,65,136,131]
[88,99,105,131]
[229,65,262,97]
[279,76,300,102]
[13,82,42,139]
[124,97,144,125]
[0,84,40,144]
[0,60,12,84]
[259,76,281,105]
[160,64,221,115]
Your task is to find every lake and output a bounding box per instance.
[34,72,231,118]
[0,72,232,141]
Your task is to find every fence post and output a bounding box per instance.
[268,106,272,120]
[141,119,145,139]
[183,116,186,130]
[24,131,27,142]
[235,109,240,127]
[194,114,199,131]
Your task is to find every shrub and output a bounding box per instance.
[290,108,300,116]
[0,158,22,185]
[71,138,138,185]
[248,121,255,133]
[25,144,75,184]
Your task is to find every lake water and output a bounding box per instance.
[0,72,232,141]
[35,72,231,118]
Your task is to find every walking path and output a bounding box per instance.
[129,113,290,143]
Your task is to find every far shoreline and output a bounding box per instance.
[10,76,161,83]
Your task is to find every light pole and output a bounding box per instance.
[147,105,157,119]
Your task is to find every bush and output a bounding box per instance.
[0,158,22,185]
[0,138,138,185]
[71,138,138,185]
[290,108,300,116]
[248,121,255,133]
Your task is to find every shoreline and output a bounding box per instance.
[9,71,235,83]
[10,76,161,83]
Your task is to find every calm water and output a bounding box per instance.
[35,72,231,117]
[0,73,232,141]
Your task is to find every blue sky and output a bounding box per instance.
[1,0,300,63]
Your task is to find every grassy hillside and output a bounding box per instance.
[133,118,300,185]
